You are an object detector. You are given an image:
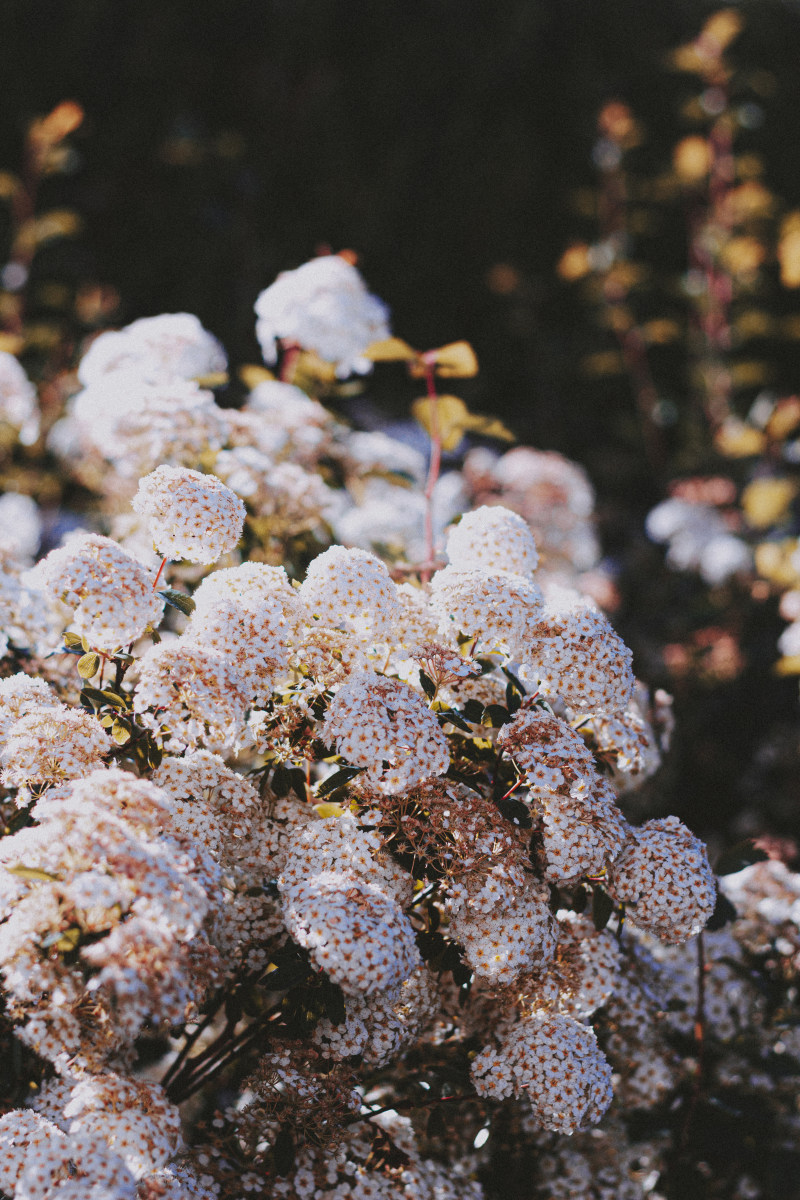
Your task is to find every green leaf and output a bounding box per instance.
[482,704,512,728]
[62,631,83,649]
[715,839,770,876]
[111,721,131,746]
[77,652,101,679]
[316,765,365,797]
[461,699,484,724]
[436,708,473,733]
[159,588,195,616]
[419,669,437,700]
[6,864,61,883]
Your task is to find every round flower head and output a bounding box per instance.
[254,254,390,374]
[429,565,544,655]
[279,868,420,995]
[471,1011,613,1133]
[606,815,716,943]
[1,704,108,792]
[446,505,539,575]
[78,312,226,386]
[323,672,449,794]
[132,466,245,564]
[29,532,164,652]
[72,375,227,477]
[133,641,249,753]
[521,587,635,714]
[299,545,401,641]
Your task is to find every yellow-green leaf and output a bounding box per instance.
[410,341,479,379]
[6,864,61,883]
[77,652,101,679]
[412,394,471,451]
[742,478,797,530]
[111,721,131,746]
[363,337,419,363]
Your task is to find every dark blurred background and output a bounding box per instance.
[3,0,800,475]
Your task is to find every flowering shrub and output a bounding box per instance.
[0,250,796,1200]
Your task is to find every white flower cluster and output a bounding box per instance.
[463,445,600,574]
[78,312,227,386]
[299,545,400,641]
[471,1011,613,1133]
[254,254,390,374]
[0,769,215,1067]
[0,279,744,1200]
[323,672,449,793]
[133,465,246,564]
[28,531,164,651]
[646,495,752,585]
[606,815,717,942]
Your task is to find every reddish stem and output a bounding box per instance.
[152,557,168,591]
[279,340,302,384]
[420,360,442,583]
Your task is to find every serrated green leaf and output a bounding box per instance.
[159,588,195,616]
[77,652,101,679]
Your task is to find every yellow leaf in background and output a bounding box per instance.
[703,9,745,53]
[363,337,419,363]
[0,172,19,199]
[641,318,682,345]
[195,372,228,388]
[673,136,711,184]
[755,539,800,588]
[732,310,774,341]
[292,349,337,387]
[462,413,515,442]
[580,350,625,376]
[0,334,24,355]
[726,181,774,222]
[412,395,515,451]
[557,243,592,282]
[766,397,800,441]
[715,419,766,457]
[6,864,61,882]
[30,101,84,148]
[239,365,276,389]
[775,655,800,676]
[412,394,471,451]
[742,478,797,529]
[720,236,766,276]
[410,341,479,379]
[779,213,800,288]
[729,361,772,388]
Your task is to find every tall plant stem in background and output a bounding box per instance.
[597,139,666,481]
[688,106,735,433]
[420,358,442,584]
